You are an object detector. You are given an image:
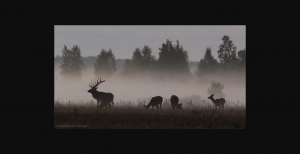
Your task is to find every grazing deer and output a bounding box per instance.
[98,98,112,109]
[87,77,114,107]
[144,96,163,109]
[170,95,182,109]
[176,103,182,109]
[208,94,225,110]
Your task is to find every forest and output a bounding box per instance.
[55,35,245,80]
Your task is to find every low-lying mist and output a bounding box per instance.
[55,68,245,105]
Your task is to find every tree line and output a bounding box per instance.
[56,35,245,79]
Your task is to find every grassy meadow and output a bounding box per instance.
[54,96,246,129]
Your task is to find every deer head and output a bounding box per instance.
[208,94,214,99]
[177,103,182,109]
[88,78,105,93]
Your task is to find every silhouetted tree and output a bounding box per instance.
[207,81,226,99]
[122,46,156,75]
[141,45,153,73]
[217,35,238,73]
[237,49,246,71]
[156,39,171,72]
[122,59,133,75]
[173,40,189,73]
[94,48,116,77]
[156,39,190,76]
[195,47,218,77]
[131,48,144,73]
[59,45,86,79]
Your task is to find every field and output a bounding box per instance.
[54,96,246,129]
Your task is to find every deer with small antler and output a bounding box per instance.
[87,77,114,108]
[208,94,226,110]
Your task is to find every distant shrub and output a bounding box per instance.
[207,81,226,99]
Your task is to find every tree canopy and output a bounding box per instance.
[217,35,238,73]
[196,47,218,76]
[59,45,86,79]
[94,48,117,77]
[122,46,156,76]
[237,49,246,71]
[156,39,190,76]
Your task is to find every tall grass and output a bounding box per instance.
[54,96,245,129]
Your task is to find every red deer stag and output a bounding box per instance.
[87,77,114,107]
[170,95,182,109]
[208,94,225,110]
[143,96,163,109]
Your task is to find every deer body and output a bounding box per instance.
[88,78,114,107]
[98,98,112,109]
[90,90,114,107]
[170,95,182,109]
[208,94,225,109]
[144,96,163,109]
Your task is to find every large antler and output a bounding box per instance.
[89,77,105,88]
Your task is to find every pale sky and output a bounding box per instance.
[54,26,245,61]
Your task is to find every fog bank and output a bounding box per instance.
[55,68,245,105]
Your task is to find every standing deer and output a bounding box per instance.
[170,95,182,109]
[143,96,163,109]
[208,94,225,110]
[87,77,114,107]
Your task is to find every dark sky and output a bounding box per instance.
[55,26,245,61]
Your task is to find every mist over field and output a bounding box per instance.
[54,26,246,129]
[54,67,245,105]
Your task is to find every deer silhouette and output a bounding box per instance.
[88,77,114,107]
[144,96,163,109]
[170,95,182,109]
[208,94,225,110]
